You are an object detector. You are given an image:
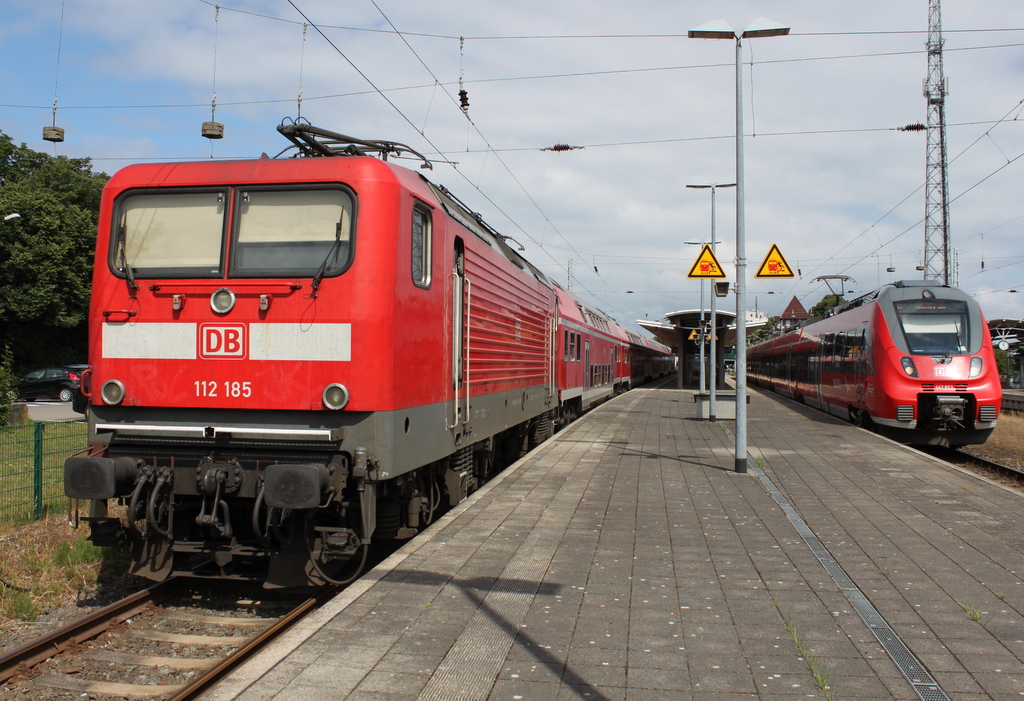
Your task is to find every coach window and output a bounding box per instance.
[412,205,432,288]
[113,190,226,278]
[232,187,354,278]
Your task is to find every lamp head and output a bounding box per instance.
[688,20,736,39]
[741,18,791,38]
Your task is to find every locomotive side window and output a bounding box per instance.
[232,188,354,278]
[114,191,226,277]
[411,205,432,288]
[894,300,968,355]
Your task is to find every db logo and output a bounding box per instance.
[199,324,247,359]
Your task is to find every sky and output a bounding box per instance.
[3,0,1024,336]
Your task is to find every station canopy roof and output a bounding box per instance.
[637,308,772,350]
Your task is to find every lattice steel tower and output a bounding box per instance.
[923,0,951,284]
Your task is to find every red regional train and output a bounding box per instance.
[63,123,672,588]
[748,281,1001,447]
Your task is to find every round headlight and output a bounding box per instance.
[323,383,350,410]
[101,379,126,405]
[211,288,236,314]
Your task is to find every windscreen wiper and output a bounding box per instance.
[311,220,344,297]
[940,327,962,363]
[116,217,139,295]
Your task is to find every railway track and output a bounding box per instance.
[0,579,335,700]
[913,445,1024,491]
[951,448,1024,484]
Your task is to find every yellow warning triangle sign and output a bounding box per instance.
[755,243,795,278]
[687,244,726,279]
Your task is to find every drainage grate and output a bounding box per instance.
[745,459,951,701]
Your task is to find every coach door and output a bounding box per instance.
[450,241,470,433]
[547,303,557,399]
[584,341,591,393]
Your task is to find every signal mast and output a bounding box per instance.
[923,0,951,284]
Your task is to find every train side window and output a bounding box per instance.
[412,205,432,288]
[564,329,570,361]
[575,333,582,361]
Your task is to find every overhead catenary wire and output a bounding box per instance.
[195,5,1024,41]
[770,96,1024,304]
[355,0,636,322]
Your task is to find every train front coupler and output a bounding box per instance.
[923,394,968,430]
[195,459,243,539]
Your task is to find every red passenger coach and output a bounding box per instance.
[63,124,670,587]
[749,281,1001,447]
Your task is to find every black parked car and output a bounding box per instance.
[12,366,85,402]
[71,365,91,415]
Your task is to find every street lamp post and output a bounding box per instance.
[689,18,789,473]
[687,182,735,421]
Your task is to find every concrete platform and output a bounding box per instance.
[203,385,1024,701]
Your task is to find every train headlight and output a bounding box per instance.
[322,383,350,410]
[101,379,126,405]
[900,357,918,378]
[210,288,236,314]
[969,356,983,379]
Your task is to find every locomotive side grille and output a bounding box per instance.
[896,405,915,422]
[978,405,997,421]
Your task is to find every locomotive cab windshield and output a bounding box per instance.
[893,299,969,356]
[112,186,355,279]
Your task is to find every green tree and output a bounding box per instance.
[994,347,1011,378]
[808,294,846,318]
[0,132,107,375]
[748,316,778,344]
[0,346,15,423]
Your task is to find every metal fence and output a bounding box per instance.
[0,420,87,525]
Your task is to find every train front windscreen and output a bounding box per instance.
[113,187,354,279]
[893,299,969,356]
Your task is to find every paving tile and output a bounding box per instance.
[210,387,1024,701]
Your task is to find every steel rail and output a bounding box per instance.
[0,578,182,683]
[167,585,338,701]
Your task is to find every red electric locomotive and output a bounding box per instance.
[63,123,671,587]
[748,280,1001,446]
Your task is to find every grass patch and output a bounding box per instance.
[956,600,992,627]
[783,615,834,700]
[962,410,1024,467]
[0,514,129,629]
[762,580,834,699]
